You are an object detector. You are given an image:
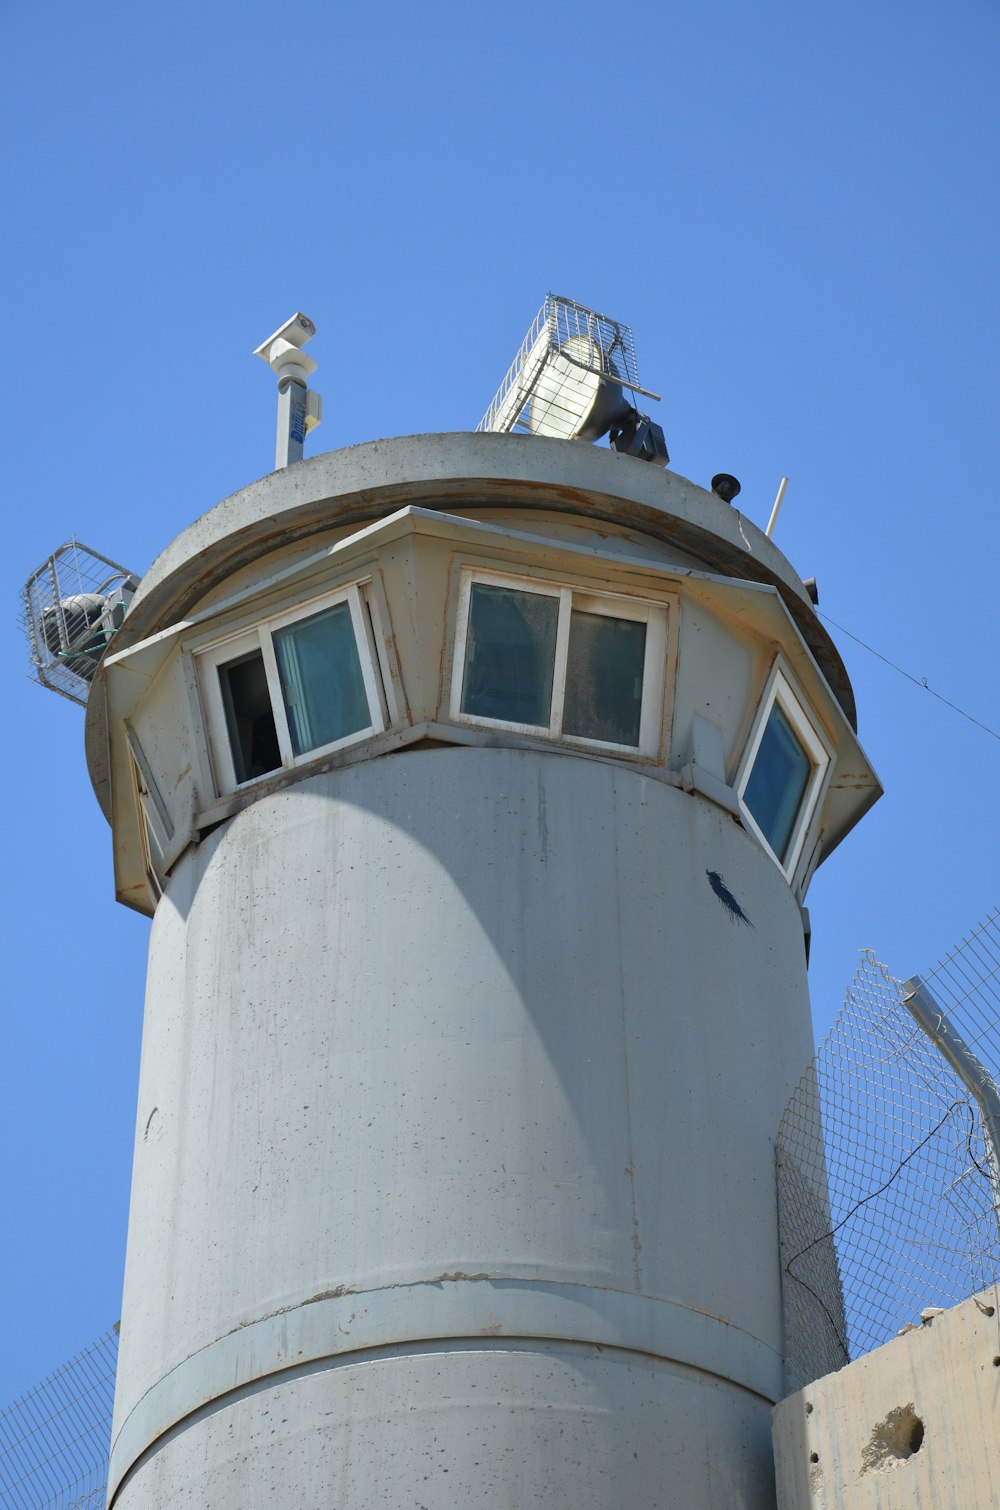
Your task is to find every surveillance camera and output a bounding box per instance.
[253,312,317,363]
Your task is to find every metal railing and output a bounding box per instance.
[0,1329,118,1509]
[777,910,1000,1392]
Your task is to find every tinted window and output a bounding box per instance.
[461,584,558,726]
[743,701,811,861]
[273,601,371,756]
[563,610,646,746]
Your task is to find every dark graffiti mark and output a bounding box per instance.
[706,869,753,928]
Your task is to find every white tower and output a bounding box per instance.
[86,432,879,1508]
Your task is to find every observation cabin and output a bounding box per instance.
[78,305,880,1510]
[90,433,877,923]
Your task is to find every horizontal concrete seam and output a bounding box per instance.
[108,1332,777,1508]
[125,1271,782,1360]
[108,1277,783,1498]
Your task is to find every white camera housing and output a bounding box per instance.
[254,312,317,370]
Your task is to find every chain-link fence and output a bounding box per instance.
[777,910,1000,1392]
[0,1328,118,1509]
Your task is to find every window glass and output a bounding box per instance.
[129,750,167,894]
[272,601,371,756]
[743,701,811,861]
[138,793,166,876]
[563,610,646,746]
[219,650,281,784]
[461,583,558,727]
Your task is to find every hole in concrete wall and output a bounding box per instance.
[805,1401,814,1415]
[993,1356,1000,1368]
[808,1447,823,1493]
[860,1404,925,1474]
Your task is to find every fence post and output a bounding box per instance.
[903,973,1000,1237]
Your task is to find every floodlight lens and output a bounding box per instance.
[529,335,604,440]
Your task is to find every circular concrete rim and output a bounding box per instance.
[107,1277,785,1503]
[84,432,856,813]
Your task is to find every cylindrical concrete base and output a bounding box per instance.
[110,746,813,1508]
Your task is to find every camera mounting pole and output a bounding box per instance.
[254,313,323,470]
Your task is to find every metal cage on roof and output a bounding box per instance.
[21,541,139,707]
[477,294,659,440]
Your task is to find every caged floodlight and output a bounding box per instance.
[477,295,669,464]
[21,541,140,706]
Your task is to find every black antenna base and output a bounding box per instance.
[609,410,669,466]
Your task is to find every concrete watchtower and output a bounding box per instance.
[86,432,879,1508]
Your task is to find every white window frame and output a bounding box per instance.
[450,568,667,758]
[197,582,387,795]
[735,661,832,882]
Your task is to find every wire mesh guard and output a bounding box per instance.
[476,293,657,439]
[0,1329,118,1509]
[21,542,139,707]
[777,909,1000,1393]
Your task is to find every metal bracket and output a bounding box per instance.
[903,973,1000,1238]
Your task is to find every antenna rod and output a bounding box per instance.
[254,314,323,470]
[765,476,788,539]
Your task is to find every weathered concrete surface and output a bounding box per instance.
[110,746,811,1508]
[772,1291,1000,1508]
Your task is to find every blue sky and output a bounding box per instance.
[1,0,997,1403]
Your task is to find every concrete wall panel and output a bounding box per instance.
[773,1293,1000,1508]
